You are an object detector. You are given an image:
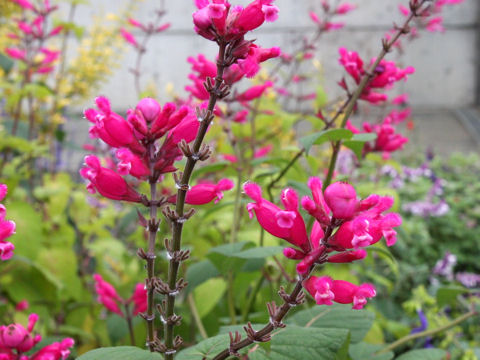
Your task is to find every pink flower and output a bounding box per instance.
[253,145,273,158]
[130,283,147,315]
[336,3,356,14]
[115,148,150,179]
[12,0,35,10]
[93,274,123,316]
[244,183,310,252]
[15,301,29,312]
[233,109,249,123]
[236,81,273,102]
[4,48,26,61]
[168,179,234,205]
[303,276,376,309]
[0,314,41,353]
[80,155,142,203]
[120,28,138,48]
[324,182,357,220]
[30,338,74,360]
[0,242,14,261]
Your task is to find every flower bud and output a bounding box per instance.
[324,182,357,219]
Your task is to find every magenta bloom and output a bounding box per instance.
[193,0,279,42]
[30,338,75,360]
[338,47,415,104]
[120,28,138,48]
[168,179,234,205]
[0,185,16,261]
[303,276,376,309]
[0,314,41,354]
[130,283,148,316]
[236,81,273,102]
[80,155,142,203]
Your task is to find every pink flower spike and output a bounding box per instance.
[253,145,273,158]
[128,18,142,28]
[157,23,171,32]
[309,11,320,24]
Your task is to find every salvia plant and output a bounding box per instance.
[1,0,478,360]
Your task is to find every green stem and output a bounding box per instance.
[267,149,304,201]
[187,294,208,339]
[227,271,237,325]
[124,303,136,346]
[242,276,265,323]
[377,310,478,355]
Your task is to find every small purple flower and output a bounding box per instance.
[456,272,480,288]
[432,252,457,280]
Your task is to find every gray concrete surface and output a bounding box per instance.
[57,0,478,111]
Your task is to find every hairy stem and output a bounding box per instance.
[146,176,158,352]
[163,40,227,359]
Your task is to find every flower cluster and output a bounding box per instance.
[346,117,409,159]
[193,0,278,42]
[5,0,62,74]
[0,184,15,261]
[0,314,74,360]
[244,178,401,309]
[309,1,356,31]
[338,47,415,104]
[93,274,147,317]
[121,17,171,50]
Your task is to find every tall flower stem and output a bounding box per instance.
[145,142,159,352]
[323,6,420,188]
[162,40,228,359]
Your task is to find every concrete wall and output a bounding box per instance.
[63,0,478,111]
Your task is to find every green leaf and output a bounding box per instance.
[344,133,378,158]
[0,53,14,74]
[287,304,375,343]
[191,162,229,181]
[185,260,220,294]
[245,326,349,360]
[106,314,129,345]
[77,346,162,360]
[176,334,230,360]
[299,128,352,155]
[436,287,470,307]
[194,278,227,318]
[349,342,393,360]
[395,349,447,360]
[234,246,284,259]
[207,242,248,273]
[177,326,349,360]
[23,83,54,99]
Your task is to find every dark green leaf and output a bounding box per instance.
[0,53,14,74]
[176,334,230,360]
[234,246,284,259]
[185,260,220,294]
[436,287,470,307]
[77,346,162,360]
[299,129,352,155]
[349,342,393,360]
[395,348,447,360]
[344,133,377,158]
[287,304,375,343]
